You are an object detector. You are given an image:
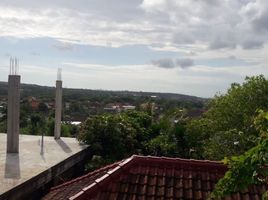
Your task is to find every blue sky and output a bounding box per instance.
[0,0,268,97]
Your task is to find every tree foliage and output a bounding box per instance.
[78,107,193,171]
[146,108,189,157]
[211,110,268,198]
[187,75,268,159]
[78,110,152,163]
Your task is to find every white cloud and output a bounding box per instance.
[151,58,195,69]
[0,0,267,53]
[0,0,268,97]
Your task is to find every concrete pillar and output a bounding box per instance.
[7,75,20,153]
[54,80,62,139]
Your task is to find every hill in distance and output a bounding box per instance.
[0,81,208,104]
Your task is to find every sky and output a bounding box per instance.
[0,0,268,97]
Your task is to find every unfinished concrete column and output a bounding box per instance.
[7,58,20,153]
[54,68,62,139]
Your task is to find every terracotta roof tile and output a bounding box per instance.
[43,155,268,200]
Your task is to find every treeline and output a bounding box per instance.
[0,81,206,103]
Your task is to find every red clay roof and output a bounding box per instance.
[43,155,268,200]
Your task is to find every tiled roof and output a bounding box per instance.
[43,155,268,200]
[43,160,123,200]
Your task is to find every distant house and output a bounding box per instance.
[104,104,136,113]
[43,155,268,200]
[103,107,118,113]
[28,97,39,110]
[62,121,81,126]
[122,105,135,111]
[104,103,121,113]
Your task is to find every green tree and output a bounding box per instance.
[146,108,189,157]
[78,110,152,166]
[211,110,268,198]
[187,75,268,159]
[0,105,7,132]
[45,118,54,136]
[29,114,44,135]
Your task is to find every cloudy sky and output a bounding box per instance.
[0,0,268,97]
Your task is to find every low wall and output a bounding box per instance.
[0,147,90,200]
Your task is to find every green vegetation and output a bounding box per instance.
[211,110,268,198]
[77,75,268,197]
[78,111,152,168]
[186,75,268,160]
[0,81,205,136]
[78,109,191,170]
[0,104,6,133]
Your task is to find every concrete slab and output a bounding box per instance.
[0,133,88,196]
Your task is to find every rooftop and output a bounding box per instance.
[43,155,268,200]
[0,133,88,196]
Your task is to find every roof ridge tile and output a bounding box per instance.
[69,155,136,199]
[50,158,125,191]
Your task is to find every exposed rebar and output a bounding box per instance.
[9,57,19,75]
[57,68,62,81]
